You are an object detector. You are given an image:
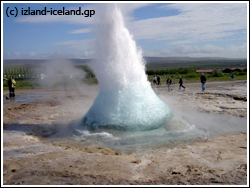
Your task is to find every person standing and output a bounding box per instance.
[157,75,161,85]
[166,76,172,91]
[200,73,207,91]
[153,76,157,85]
[231,73,235,82]
[4,76,14,99]
[11,77,16,98]
[179,76,185,90]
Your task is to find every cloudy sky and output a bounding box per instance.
[2,1,248,59]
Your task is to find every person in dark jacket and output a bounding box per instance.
[200,73,207,91]
[157,75,161,85]
[179,76,185,90]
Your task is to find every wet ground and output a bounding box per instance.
[2,81,248,185]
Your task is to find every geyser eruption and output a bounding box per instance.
[82,4,172,131]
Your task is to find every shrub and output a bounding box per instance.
[212,70,223,77]
[185,73,197,78]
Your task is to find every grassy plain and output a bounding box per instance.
[3,60,247,90]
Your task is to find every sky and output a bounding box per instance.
[1,1,249,59]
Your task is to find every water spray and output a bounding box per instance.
[82,4,172,131]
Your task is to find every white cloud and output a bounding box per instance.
[70,28,92,34]
[84,50,95,57]
[4,43,247,59]
[9,3,247,59]
[128,3,247,44]
[14,3,247,46]
[147,43,247,58]
[227,43,247,54]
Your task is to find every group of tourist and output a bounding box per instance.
[152,73,219,92]
[153,75,188,91]
[153,75,161,86]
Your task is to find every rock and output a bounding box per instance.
[172,166,188,175]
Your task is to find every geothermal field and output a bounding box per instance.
[2,4,248,186]
[2,81,248,185]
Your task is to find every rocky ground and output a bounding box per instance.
[2,81,248,185]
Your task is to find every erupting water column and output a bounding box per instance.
[82,4,172,131]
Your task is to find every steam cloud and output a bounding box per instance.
[39,59,86,90]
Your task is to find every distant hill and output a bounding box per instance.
[3,57,247,69]
[3,59,92,67]
[143,56,247,63]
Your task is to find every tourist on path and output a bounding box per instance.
[157,75,161,85]
[179,76,185,90]
[166,77,172,91]
[200,73,207,91]
[231,73,235,82]
[11,77,16,98]
[3,76,16,99]
[153,76,157,85]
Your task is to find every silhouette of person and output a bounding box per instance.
[157,75,161,85]
[179,76,185,90]
[200,73,207,91]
